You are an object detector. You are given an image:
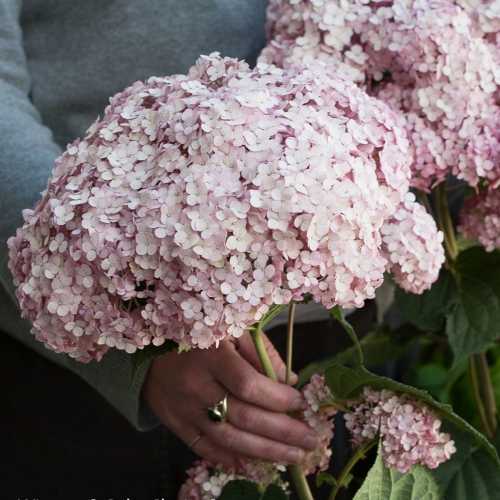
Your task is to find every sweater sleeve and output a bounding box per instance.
[0,0,159,432]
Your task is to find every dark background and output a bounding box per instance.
[1,305,376,500]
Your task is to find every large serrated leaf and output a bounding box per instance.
[324,363,499,465]
[218,480,288,500]
[395,270,456,332]
[431,430,500,500]
[446,248,500,364]
[353,448,441,500]
[261,484,288,500]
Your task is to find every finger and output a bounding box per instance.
[227,397,318,451]
[235,332,298,385]
[167,413,240,470]
[190,435,241,470]
[195,381,317,451]
[144,374,241,470]
[212,344,306,413]
[200,420,306,465]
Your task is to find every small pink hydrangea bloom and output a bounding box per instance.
[459,188,500,251]
[344,387,456,473]
[178,460,288,500]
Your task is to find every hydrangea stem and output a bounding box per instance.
[328,439,377,500]
[251,324,278,382]
[435,183,458,262]
[469,353,497,438]
[251,311,314,500]
[286,302,296,385]
[435,183,497,438]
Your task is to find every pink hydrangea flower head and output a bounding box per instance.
[344,387,456,473]
[262,0,500,190]
[459,188,500,251]
[381,193,445,294]
[8,53,412,361]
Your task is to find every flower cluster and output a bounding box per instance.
[261,0,500,190]
[344,387,456,473]
[301,374,338,474]
[459,188,500,251]
[381,193,445,294]
[178,374,335,499]
[456,0,500,44]
[178,460,288,500]
[8,52,420,361]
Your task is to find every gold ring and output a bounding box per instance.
[207,394,228,423]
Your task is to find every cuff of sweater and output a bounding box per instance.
[0,266,160,432]
[62,346,162,432]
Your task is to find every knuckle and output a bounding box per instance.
[182,376,201,396]
[266,443,287,462]
[236,377,257,401]
[235,408,253,429]
[220,427,237,451]
[278,425,294,443]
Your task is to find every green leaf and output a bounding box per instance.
[446,248,500,364]
[316,471,338,489]
[218,480,261,500]
[130,340,177,385]
[324,363,499,465]
[353,447,441,500]
[261,484,288,500]
[411,360,468,405]
[431,430,500,500]
[298,326,420,387]
[395,269,456,332]
[218,480,289,500]
[413,363,449,397]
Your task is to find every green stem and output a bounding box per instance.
[251,317,314,500]
[328,439,377,500]
[251,324,278,382]
[289,465,314,500]
[330,306,364,366]
[469,354,497,438]
[435,182,458,263]
[286,302,296,385]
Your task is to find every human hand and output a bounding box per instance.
[143,332,319,469]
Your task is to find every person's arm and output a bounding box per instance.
[0,0,159,431]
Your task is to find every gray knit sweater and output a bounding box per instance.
[0,0,330,431]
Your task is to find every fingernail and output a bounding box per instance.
[304,433,319,450]
[287,448,304,464]
[292,396,308,411]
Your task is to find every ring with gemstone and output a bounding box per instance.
[207,394,228,423]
